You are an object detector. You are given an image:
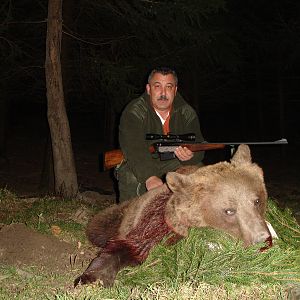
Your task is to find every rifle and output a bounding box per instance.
[101,134,288,171]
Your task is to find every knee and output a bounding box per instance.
[117,166,145,202]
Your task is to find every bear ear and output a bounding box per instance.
[166,172,193,193]
[230,144,252,165]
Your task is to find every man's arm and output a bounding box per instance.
[119,101,162,183]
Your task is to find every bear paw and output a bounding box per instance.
[74,273,97,287]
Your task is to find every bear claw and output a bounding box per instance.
[74,273,97,287]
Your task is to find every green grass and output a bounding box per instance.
[0,188,300,299]
[0,190,89,242]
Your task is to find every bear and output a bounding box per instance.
[74,144,272,287]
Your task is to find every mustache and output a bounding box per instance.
[158,95,168,100]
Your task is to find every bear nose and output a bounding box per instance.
[251,228,272,251]
[253,230,271,244]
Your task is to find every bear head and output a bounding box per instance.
[164,144,271,247]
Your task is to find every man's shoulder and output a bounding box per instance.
[123,93,149,119]
[174,93,197,118]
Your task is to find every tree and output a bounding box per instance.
[45,0,78,197]
[71,0,234,144]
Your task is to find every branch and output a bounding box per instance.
[62,25,136,46]
[1,20,47,25]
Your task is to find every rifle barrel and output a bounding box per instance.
[151,138,288,153]
[209,138,288,145]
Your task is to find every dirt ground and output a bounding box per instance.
[0,112,299,280]
[0,223,90,274]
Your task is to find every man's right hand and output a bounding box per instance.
[145,176,163,191]
[174,146,194,161]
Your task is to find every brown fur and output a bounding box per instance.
[74,145,271,287]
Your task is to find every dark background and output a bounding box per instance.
[0,1,299,210]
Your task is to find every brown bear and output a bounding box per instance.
[74,144,271,287]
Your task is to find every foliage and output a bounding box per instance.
[1,0,299,121]
[116,200,300,287]
[0,192,90,243]
[0,0,46,100]
[1,0,236,111]
[267,199,300,249]
[1,189,300,299]
[76,0,235,112]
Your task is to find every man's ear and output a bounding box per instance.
[146,83,150,95]
[231,144,252,166]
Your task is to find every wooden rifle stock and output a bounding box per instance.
[103,149,124,171]
[101,138,287,171]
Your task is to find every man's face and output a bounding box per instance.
[146,73,177,112]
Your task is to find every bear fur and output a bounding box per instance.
[74,145,271,287]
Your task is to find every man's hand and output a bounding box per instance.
[145,176,163,191]
[174,146,194,161]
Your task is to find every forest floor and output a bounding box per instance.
[0,112,299,295]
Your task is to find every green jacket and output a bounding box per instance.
[119,91,205,183]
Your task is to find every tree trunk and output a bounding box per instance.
[61,0,77,105]
[0,94,8,161]
[45,0,78,197]
[277,63,285,139]
[277,60,286,161]
[39,129,55,194]
[254,51,264,140]
[104,98,116,148]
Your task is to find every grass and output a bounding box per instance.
[0,188,300,299]
[0,188,90,243]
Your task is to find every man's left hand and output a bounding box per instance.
[174,146,194,161]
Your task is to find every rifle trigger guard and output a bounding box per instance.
[159,152,176,161]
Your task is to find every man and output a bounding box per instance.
[117,67,205,202]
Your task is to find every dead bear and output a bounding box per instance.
[74,144,271,287]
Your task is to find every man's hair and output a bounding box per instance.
[148,67,178,85]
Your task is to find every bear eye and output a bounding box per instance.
[254,199,260,206]
[224,208,236,216]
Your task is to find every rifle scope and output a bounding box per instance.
[146,133,196,141]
